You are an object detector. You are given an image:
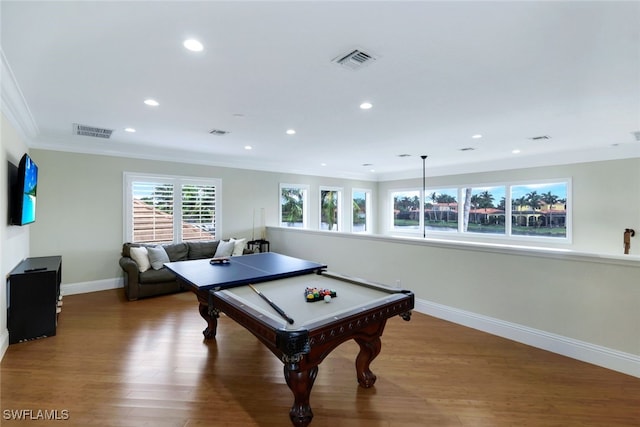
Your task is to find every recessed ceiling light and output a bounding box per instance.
[244,145,252,150]
[472,134,483,139]
[286,129,296,135]
[183,39,203,52]
[360,102,373,110]
[370,169,376,173]
[124,128,136,133]
[321,163,327,166]
[144,99,159,107]
[512,149,521,154]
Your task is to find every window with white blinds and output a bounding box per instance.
[124,173,221,244]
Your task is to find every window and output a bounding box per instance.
[424,188,458,233]
[352,189,371,233]
[392,190,421,231]
[388,179,570,241]
[461,186,506,235]
[124,173,220,244]
[320,187,342,231]
[511,182,568,238]
[280,184,308,228]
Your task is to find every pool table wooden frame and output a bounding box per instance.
[177,266,414,427]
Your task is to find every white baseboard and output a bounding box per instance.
[61,277,123,296]
[414,298,640,378]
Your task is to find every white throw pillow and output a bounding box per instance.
[213,240,235,257]
[147,245,170,270]
[230,238,247,256]
[130,246,151,272]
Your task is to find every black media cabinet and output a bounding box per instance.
[7,256,62,344]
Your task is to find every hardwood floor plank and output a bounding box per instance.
[2,289,639,426]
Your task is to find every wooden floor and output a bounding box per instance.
[1,289,639,427]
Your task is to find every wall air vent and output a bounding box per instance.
[73,123,113,139]
[209,129,230,136]
[332,49,377,71]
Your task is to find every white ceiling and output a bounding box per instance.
[2,1,639,181]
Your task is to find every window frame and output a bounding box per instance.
[319,186,343,232]
[460,184,507,237]
[123,172,222,244]
[351,188,372,233]
[389,188,423,234]
[279,183,309,229]
[387,178,572,243]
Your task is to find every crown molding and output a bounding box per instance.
[1,49,39,143]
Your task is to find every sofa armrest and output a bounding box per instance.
[119,257,141,300]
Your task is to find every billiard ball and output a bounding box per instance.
[324,295,331,303]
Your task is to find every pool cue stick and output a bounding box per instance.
[248,284,294,324]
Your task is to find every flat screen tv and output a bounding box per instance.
[10,153,38,226]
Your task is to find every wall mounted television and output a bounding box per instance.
[9,153,38,226]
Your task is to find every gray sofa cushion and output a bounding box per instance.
[138,268,176,284]
[164,243,189,262]
[188,241,219,259]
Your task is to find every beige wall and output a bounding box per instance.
[1,113,31,356]
[28,149,375,284]
[27,149,640,284]
[267,227,640,375]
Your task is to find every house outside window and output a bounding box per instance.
[511,182,568,238]
[424,188,458,233]
[461,186,506,235]
[392,190,421,231]
[124,173,220,244]
[389,179,570,242]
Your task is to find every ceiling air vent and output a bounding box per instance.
[209,129,230,136]
[332,49,376,71]
[632,131,640,142]
[73,123,113,139]
[460,147,475,152]
[529,135,551,141]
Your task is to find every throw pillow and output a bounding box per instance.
[188,241,219,259]
[147,245,170,270]
[164,242,189,262]
[213,240,235,257]
[230,238,247,256]
[130,246,151,273]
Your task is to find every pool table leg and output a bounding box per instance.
[198,301,219,339]
[284,365,318,427]
[354,327,384,388]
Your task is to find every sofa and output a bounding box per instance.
[119,239,248,301]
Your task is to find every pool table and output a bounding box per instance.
[166,253,414,427]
